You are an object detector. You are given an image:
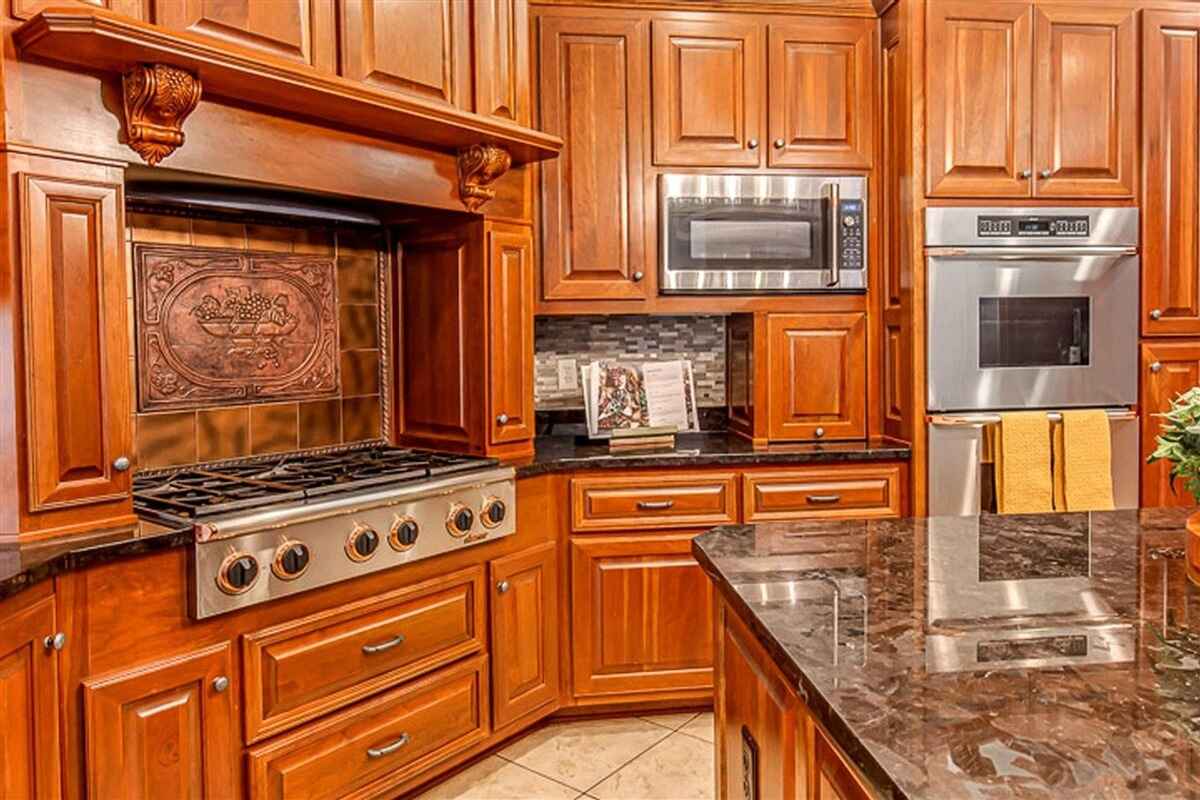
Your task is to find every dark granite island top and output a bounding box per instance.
[694,508,1200,799]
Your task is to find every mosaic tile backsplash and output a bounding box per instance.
[534,315,726,409]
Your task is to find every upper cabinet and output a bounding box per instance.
[474,0,531,125]
[926,1,1136,199]
[153,0,337,71]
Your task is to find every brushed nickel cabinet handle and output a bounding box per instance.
[747,139,759,149]
[497,580,511,594]
[1151,309,1163,320]
[362,634,405,655]
[496,413,510,425]
[43,632,66,652]
[1039,169,1052,179]
[814,427,826,439]
[212,675,229,693]
[632,271,645,282]
[1150,361,1163,373]
[367,733,410,759]
[637,500,675,511]
[773,138,785,149]
[805,495,842,505]
[1019,169,1032,179]
[112,456,131,472]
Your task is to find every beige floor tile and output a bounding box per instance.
[679,711,715,743]
[590,733,715,800]
[499,717,671,791]
[639,711,699,731]
[415,756,577,800]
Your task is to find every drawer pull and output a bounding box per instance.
[805,495,842,505]
[362,634,405,655]
[637,500,675,511]
[366,733,410,759]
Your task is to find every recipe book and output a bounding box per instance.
[580,359,699,439]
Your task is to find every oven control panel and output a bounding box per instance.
[977,214,1090,238]
[839,199,865,269]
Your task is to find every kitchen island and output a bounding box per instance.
[695,508,1200,799]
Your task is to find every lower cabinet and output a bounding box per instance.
[0,592,61,799]
[766,312,867,442]
[83,642,237,800]
[1141,341,1200,506]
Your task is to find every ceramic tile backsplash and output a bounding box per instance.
[534,315,726,410]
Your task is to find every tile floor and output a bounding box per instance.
[415,712,715,800]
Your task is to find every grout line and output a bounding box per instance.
[502,759,587,797]
[639,711,699,732]
[580,722,675,796]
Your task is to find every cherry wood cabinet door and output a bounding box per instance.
[570,534,714,700]
[926,1,1033,197]
[651,17,763,167]
[487,223,536,447]
[1141,342,1200,507]
[152,0,335,71]
[1144,12,1200,337]
[474,0,530,125]
[766,313,867,442]
[537,14,651,302]
[814,726,873,800]
[767,18,875,169]
[339,0,470,106]
[489,542,560,729]
[1032,6,1136,198]
[0,594,60,800]
[84,643,237,800]
[19,174,131,513]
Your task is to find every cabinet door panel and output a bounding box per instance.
[1141,343,1200,507]
[487,224,535,446]
[153,0,335,71]
[1144,13,1200,336]
[490,542,560,729]
[652,18,762,166]
[20,174,131,512]
[0,595,60,800]
[926,1,1033,197]
[538,14,650,301]
[767,313,866,441]
[475,0,530,124]
[1033,7,1136,197]
[768,19,874,168]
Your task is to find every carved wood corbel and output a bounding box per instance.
[121,63,202,166]
[457,144,512,212]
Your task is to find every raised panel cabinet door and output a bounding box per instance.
[1141,342,1200,507]
[489,542,560,729]
[84,643,237,800]
[537,14,651,301]
[1144,12,1200,336]
[487,223,535,446]
[570,534,714,700]
[0,594,61,800]
[1032,6,1136,198]
[651,17,763,167]
[767,18,875,169]
[926,1,1033,197]
[766,313,867,442]
[474,0,530,124]
[20,174,131,512]
[814,726,873,800]
[12,0,141,20]
[340,0,470,106]
[153,0,335,71]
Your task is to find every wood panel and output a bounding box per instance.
[12,0,141,20]
[83,643,236,800]
[475,0,531,124]
[489,542,560,729]
[152,0,336,71]
[926,1,1033,197]
[1144,12,1200,337]
[537,13,651,301]
[1142,342,1200,507]
[339,0,469,105]
[487,223,536,447]
[766,312,867,441]
[570,534,714,700]
[767,17,874,168]
[19,174,131,514]
[651,17,762,166]
[814,725,873,800]
[743,465,904,521]
[881,9,911,443]
[0,593,60,800]
[1032,6,1136,198]
[570,473,739,532]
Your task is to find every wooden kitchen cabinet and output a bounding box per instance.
[570,534,714,702]
[489,542,560,729]
[651,17,763,167]
[0,592,61,799]
[84,643,237,799]
[1141,342,1200,507]
[487,222,536,447]
[474,0,531,125]
[536,12,651,301]
[766,313,867,442]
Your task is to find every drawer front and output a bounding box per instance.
[744,466,902,521]
[247,655,489,800]
[243,566,485,742]
[571,473,739,532]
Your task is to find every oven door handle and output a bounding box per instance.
[928,410,1137,427]
[927,246,1137,259]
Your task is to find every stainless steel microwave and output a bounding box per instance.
[659,174,867,293]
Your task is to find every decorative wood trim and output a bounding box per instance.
[121,63,201,166]
[457,144,512,212]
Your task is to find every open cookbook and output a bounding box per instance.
[580,359,700,439]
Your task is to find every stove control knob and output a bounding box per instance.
[446,504,474,538]
[272,541,310,580]
[346,525,380,562]
[390,516,420,551]
[217,552,260,595]
[481,498,507,528]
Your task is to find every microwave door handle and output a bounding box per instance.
[826,183,841,287]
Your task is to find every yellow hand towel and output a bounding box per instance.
[995,412,1054,514]
[1053,410,1115,512]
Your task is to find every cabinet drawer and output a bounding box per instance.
[744,466,902,521]
[570,473,739,532]
[242,566,485,742]
[247,655,489,800]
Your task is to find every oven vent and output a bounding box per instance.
[125,182,383,228]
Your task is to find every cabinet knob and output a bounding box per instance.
[43,632,66,652]
[212,675,230,693]
[773,138,785,149]
[747,139,759,150]
[632,271,645,282]
[1150,308,1163,321]
[814,427,826,439]
[1150,361,1163,374]
[496,413,509,425]
[1019,169,1032,179]
[112,456,131,472]
[1039,169,1052,179]
[497,580,511,594]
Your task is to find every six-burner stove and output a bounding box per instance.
[134,446,516,619]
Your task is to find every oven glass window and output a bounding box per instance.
[978,297,1090,368]
[689,220,813,261]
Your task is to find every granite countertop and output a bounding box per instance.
[694,508,1200,799]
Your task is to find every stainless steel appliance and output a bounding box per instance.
[659,174,866,293]
[133,447,515,619]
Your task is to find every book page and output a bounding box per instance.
[641,360,688,431]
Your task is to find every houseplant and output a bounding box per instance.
[1147,386,1200,581]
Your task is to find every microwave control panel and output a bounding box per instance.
[839,200,865,269]
[977,214,1090,238]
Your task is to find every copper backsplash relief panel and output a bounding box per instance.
[133,244,339,411]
